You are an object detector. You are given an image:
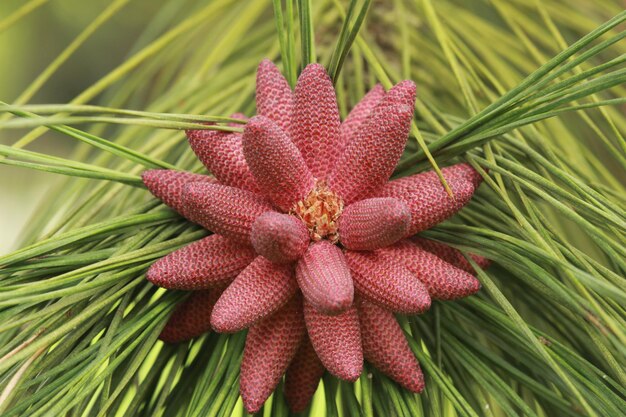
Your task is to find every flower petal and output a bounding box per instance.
[284,335,325,413]
[296,241,353,314]
[379,240,480,300]
[339,197,410,251]
[411,237,491,274]
[183,182,273,243]
[304,299,363,381]
[256,59,293,133]
[251,212,310,264]
[186,113,259,193]
[159,289,223,343]
[344,250,431,314]
[146,234,256,290]
[210,257,298,333]
[358,299,424,392]
[377,163,482,235]
[241,295,305,414]
[291,63,342,178]
[242,116,315,211]
[141,169,215,218]
[337,84,385,156]
[330,81,416,204]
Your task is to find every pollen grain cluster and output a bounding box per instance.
[292,180,343,243]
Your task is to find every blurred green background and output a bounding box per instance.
[0,0,165,253]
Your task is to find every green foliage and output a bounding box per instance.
[0,0,624,416]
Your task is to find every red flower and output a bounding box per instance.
[142,60,489,413]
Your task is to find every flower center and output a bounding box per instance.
[291,180,344,243]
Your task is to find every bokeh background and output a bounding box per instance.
[0,0,164,253]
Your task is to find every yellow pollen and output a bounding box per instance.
[291,180,343,243]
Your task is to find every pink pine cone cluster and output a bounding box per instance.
[142,59,489,413]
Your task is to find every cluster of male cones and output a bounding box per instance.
[142,59,490,413]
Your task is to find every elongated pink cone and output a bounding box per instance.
[228,112,246,121]
[379,240,480,300]
[331,105,414,205]
[304,300,363,381]
[378,163,482,236]
[345,250,431,314]
[183,182,273,244]
[338,84,385,155]
[256,59,293,133]
[440,162,485,189]
[186,114,259,193]
[330,81,416,204]
[411,237,491,274]
[242,116,315,211]
[384,80,418,105]
[251,212,309,264]
[159,289,223,343]
[296,241,353,314]
[241,295,305,414]
[284,336,325,413]
[211,257,297,332]
[146,235,256,290]
[339,197,411,251]
[142,169,215,218]
[358,299,424,393]
[291,63,342,178]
